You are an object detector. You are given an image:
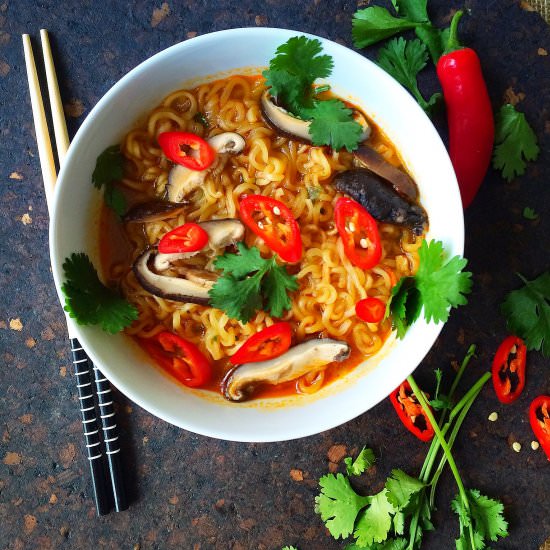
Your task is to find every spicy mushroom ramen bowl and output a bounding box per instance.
[50,28,463,442]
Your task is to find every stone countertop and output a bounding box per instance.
[1,1,549,549]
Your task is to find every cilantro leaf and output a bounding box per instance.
[62,253,138,334]
[414,24,446,64]
[344,447,376,477]
[214,242,267,278]
[493,104,540,182]
[354,491,396,546]
[416,240,473,323]
[501,271,550,357]
[387,277,422,338]
[307,185,323,202]
[522,206,538,220]
[352,7,419,49]
[209,244,298,323]
[208,271,264,324]
[397,0,429,23]
[281,547,298,550]
[384,470,426,510]
[377,38,441,114]
[263,36,332,115]
[315,473,371,539]
[92,145,126,216]
[92,145,123,188]
[430,368,451,410]
[307,99,364,151]
[261,260,299,318]
[451,490,508,546]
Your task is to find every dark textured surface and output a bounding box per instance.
[1,1,549,549]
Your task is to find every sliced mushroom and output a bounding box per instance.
[153,219,245,270]
[353,145,418,202]
[133,249,214,304]
[167,132,246,202]
[223,338,351,402]
[260,90,371,144]
[122,200,187,223]
[334,169,428,235]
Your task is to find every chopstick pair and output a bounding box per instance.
[22,30,127,515]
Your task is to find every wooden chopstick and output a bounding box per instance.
[22,31,128,515]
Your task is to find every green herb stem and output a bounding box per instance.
[407,374,476,550]
[444,10,463,55]
[428,372,491,508]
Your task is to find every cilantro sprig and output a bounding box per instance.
[263,36,363,151]
[92,145,127,216]
[315,346,508,549]
[377,38,441,114]
[493,104,540,182]
[501,271,550,357]
[62,253,138,334]
[208,243,298,324]
[387,240,473,338]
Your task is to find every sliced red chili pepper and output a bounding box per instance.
[229,322,292,365]
[158,223,209,254]
[390,380,434,442]
[436,11,494,208]
[334,197,382,270]
[141,331,212,388]
[529,395,550,461]
[491,335,526,404]
[356,297,385,323]
[239,195,302,262]
[158,131,215,171]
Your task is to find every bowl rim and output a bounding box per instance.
[50,26,463,442]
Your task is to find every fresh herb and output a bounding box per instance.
[307,99,365,151]
[344,447,376,477]
[522,206,538,220]
[493,104,540,182]
[352,1,445,64]
[387,240,473,338]
[263,36,333,115]
[281,546,298,550]
[92,145,126,216]
[209,243,298,323]
[263,36,363,151]
[314,346,508,549]
[501,271,550,357]
[377,38,441,114]
[62,253,138,334]
[193,112,209,127]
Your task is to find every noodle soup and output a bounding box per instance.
[99,74,426,401]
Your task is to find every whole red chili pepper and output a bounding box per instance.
[436,10,494,209]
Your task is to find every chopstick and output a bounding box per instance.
[22,31,128,515]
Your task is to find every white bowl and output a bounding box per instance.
[50,27,463,442]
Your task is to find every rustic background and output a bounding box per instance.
[1,1,549,549]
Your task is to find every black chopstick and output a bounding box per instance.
[70,338,111,515]
[92,364,128,512]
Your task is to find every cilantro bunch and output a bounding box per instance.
[263,36,363,151]
[208,243,298,324]
[315,346,509,549]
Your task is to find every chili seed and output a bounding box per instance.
[272,206,281,216]
[512,441,522,453]
[488,412,498,422]
[347,222,356,233]
[257,221,264,229]
[531,440,540,450]
[360,238,368,249]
